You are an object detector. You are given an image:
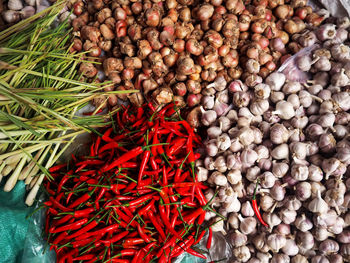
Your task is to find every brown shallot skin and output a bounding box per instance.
[69,0,322,108]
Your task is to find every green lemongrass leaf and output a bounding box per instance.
[24,68,103,89]
[0,111,40,136]
[0,139,68,144]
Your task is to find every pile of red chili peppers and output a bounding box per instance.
[44,102,211,263]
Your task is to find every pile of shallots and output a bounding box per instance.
[69,0,326,109]
[197,16,350,262]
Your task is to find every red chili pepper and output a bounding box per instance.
[195,187,208,206]
[167,137,187,156]
[149,156,158,170]
[57,173,71,193]
[147,210,166,241]
[136,107,144,119]
[49,197,72,212]
[159,203,181,239]
[50,218,88,233]
[49,163,66,173]
[68,207,95,218]
[76,159,104,166]
[182,207,205,225]
[95,136,101,156]
[95,188,106,210]
[193,230,206,246]
[51,231,68,245]
[67,220,99,239]
[101,230,129,245]
[98,142,123,153]
[128,192,156,207]
[137,199,155,216]
[170,235,194,258]
[79,223,120,240]
[73,254,95,261]
[57,248,77,263]
[174,154,190,182]
[159,247,171,263]
[48,207,58,216]
[137,224,151,243]
[68,192,92,209]
[252,181,269,227]
[151,124,160,157]
[71,234,103,248]
[123,238,145,247]
[187,248,207,259]
[103,146,144,171]
[207,227,212,250]
[52,214,72,228]
[102,127,114,142]
[138,150,150,184]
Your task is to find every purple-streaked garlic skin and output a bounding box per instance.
[199,20,350,262]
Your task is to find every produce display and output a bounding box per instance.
[0,0,350,262]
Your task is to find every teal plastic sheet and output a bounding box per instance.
[0,181,54,263]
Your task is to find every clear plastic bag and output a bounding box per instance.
[277,44,320,83]
[174,230,232,263]
[20,194,55,263]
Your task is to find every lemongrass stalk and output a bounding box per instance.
[19,148,45,181]
[25,131,75,204]
[0,162,5,174]
[28,174,39,190]
[11,68,102,90]
[4,156,28,192]
[2,144,48,162]
[26,173,45,206]
[2,165,15,176]
[24,146,51,185]
[0,128,82,139]
[0,139,69,144]
[0,130,84,161]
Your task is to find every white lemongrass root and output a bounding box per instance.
[4,156,27,192]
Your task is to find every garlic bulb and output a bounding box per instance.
[282,239,299,256]
[308,190,329,214]
[265,72,286,91]
[295,214,313,231]
[229,231,248,247]
[233,245,251,262]
[8,0,23,10]
[239,216,257,235]
[319,239,339,254]
[271,254,290,263]
[267,234,286,252]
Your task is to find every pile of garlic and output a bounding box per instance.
[198,16,350,262]
[1,0,53,24]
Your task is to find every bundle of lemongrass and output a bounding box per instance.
[0,1,135,206]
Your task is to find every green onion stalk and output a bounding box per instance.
[0,1,137,206]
